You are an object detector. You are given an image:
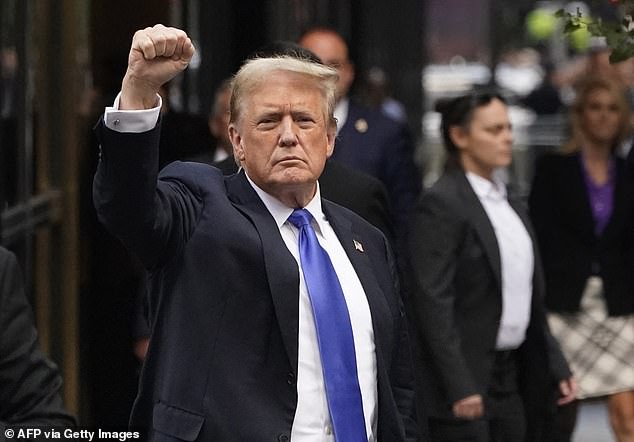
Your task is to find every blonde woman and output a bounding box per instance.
[530,76,634,441]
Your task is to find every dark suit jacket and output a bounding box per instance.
[211,156,395,244]
[334,100,421,234]
[529,153,634,315]
[406,170,570,440]
[93,120,418,441]
[0,247,75,428]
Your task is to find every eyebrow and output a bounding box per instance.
[256,107,319,120]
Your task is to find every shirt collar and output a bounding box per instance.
[244,173,327,234]
[334,97,349,135]
[466,171,507,201]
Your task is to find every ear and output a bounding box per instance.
[326,123,336,158]
[229,124,246,162]
[449,125,469,150]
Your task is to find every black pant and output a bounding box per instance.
[429,351,526,442]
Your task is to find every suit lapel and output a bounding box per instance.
[508,195,533,240]
[225,171,301,374]
[322,201,393,357]
[455,171,502,288]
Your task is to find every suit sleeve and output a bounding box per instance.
[545,326,573,381]
[406,192,479,405]
[0,249,75,427]
[93,118,204,269]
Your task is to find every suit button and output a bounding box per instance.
[278,435,289,442]
[286,372,296,386]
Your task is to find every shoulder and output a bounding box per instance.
[158,161,226,195]
[413,171,473,228]
[423,171,464,205]
[324,199,386,241]
[346,100,405,136]
[615,156,634,188]
[534,152,578,173]
[322,160,386,193]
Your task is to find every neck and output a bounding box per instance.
[270,183,317,208]
[580,144,612,185]
[581,142,611,163]
[460,157,494,182]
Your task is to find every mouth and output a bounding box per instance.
[276,156,305,165]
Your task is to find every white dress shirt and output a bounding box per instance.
[104,95,378,441]
[466,172,533,350]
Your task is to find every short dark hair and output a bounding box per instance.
[435,91,507,158]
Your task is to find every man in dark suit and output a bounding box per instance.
[299,28,421,238]
[0,246,75,428]
[93,25,417,441]
[193,41,395,242]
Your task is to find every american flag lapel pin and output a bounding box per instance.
[353,239,364,252]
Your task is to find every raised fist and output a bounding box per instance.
[121,24,195,110]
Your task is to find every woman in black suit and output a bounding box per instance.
[529,76,634,442]
[407,92,574,442]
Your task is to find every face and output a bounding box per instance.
[229,71,335,203]
[299,31,354,101]
[450,98,513,180]
[579,88,622,146]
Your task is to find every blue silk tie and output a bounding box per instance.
[288,208,367,442]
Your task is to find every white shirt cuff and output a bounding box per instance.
[104,92,162,133]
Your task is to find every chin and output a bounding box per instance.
[274,170,316,186]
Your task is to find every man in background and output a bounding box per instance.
[300,28,421,239]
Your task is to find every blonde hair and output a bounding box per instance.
[563,76,631,153]
[229,56,338,127]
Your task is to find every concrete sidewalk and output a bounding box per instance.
[574,400,613,442]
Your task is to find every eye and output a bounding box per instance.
[257,118,277,129]
[295,115,316,127]
[486,126,503,135]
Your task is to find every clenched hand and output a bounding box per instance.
[121,24,195,110]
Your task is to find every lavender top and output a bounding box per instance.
[580,154,615,236]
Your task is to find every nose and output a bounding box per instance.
[279,116,298,147]
[504,127,514,146]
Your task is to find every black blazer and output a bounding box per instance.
[334,100,421,233]
[406,170,570,440]
[0,247,75,427]
[93,120,418,441]
[529,153,634,316]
